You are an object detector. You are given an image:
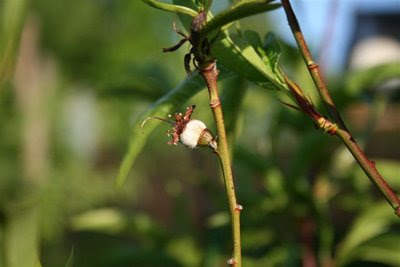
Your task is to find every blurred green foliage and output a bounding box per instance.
[0,0,399,267]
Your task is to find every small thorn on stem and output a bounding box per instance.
[210,100,221,108]
[307,62,319,70]
[235,204,243,211]
[227,258,237,265]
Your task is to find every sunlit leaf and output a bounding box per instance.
[200,0,281,36]
[373,160,400,189]
[167,237,202,266]
[70,208,126,234]
[242,30,263,51]
[141,0,198,17]
[207,212,229,228]
[345,62,400,96]
[0,0,29,86]
[346,234,400,266]
[263,32,281,73]
[173,0,200,30]
[4,207,39,267]
[172,1,288,93]
[335,202,399,266]
[34,256,42,267]
[213,33,286,91]
[220,75,248,151]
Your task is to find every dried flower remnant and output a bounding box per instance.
[163,11,212,73]
[142,105,217,150]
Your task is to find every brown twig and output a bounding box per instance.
[281,0,400,216]
[281,0,346,130]
[300,219,317,267]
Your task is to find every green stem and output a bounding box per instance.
[281,0,400,216]
[201,61,242,266]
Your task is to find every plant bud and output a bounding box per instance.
[197,128,217,150]
[179,119,206,148]
[142,105,217,150]
[180,120,217,150]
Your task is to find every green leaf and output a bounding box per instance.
[242,30,263,50]
[70,208,126,233]
[200,0,281,36]
[0,0,29,86]
[263,32,281,73]
[213,32,287,91]
[4,207,40,267]
[193,0,213,11]
[220,75,247,152]
[347,234,400,266]
[141,0,198,17]
[203,0,213,12]
[241,30,284,83]
[335,202,399,266]
[34,257,43,267]
[373,160,400,189]
[173,0,200,31]
[116,70,232,187]
[166,237,202,267]
[345,62,400,96]
[172,1,288,93]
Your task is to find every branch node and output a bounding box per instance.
[201,60,218,73]
[317,117,338,135]
[210,99,221,108]
[307,62,318,70]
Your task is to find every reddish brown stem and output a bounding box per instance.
[281,0,347,131]
[281,0,400,216]
[300,219,317,267]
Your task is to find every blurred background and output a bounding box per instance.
[0,0,399,266]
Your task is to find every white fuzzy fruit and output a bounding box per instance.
[179,120,207,148]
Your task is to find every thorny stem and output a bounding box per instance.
[201,61,242,266]
[281,0,400,216]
